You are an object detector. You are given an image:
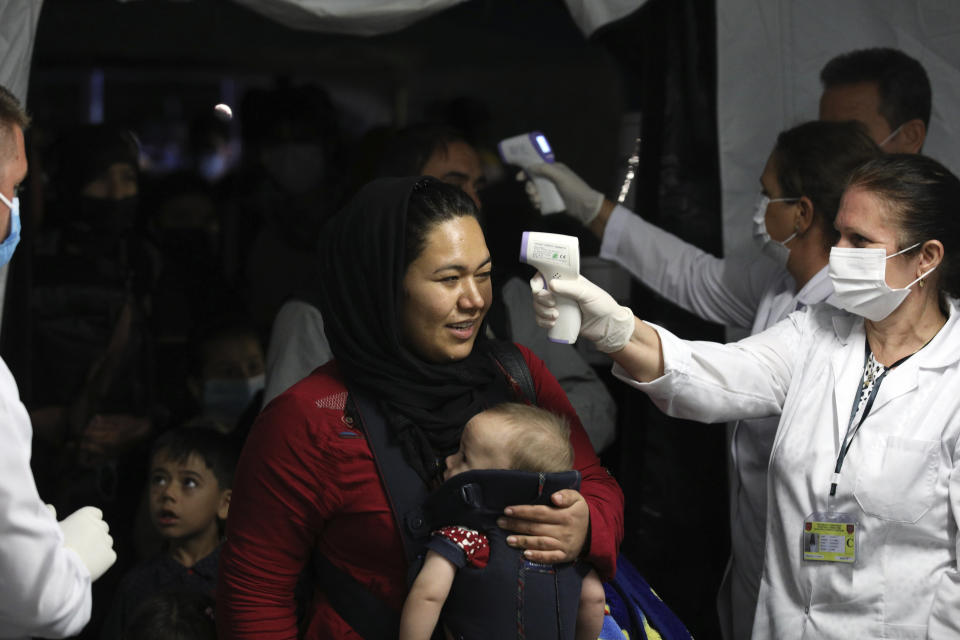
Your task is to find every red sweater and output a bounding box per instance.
[217,346,624,638]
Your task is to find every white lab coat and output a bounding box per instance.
[601,204,833,638]
[616,301,960,639]
[0,357,91,638]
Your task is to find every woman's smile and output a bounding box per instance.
[446,318,479,339]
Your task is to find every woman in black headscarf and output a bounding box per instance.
[217,177,623,638]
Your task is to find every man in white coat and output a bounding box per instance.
[526,47,931,640]
[0,85,117,638]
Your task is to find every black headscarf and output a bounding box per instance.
[317,177,512,482]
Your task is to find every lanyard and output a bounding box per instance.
[829,342,912,497]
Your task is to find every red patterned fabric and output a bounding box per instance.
[434,526,490,568]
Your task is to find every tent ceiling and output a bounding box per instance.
[34,0,598,76]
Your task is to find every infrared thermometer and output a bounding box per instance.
[498,131,566,214]
[520,231,581,344]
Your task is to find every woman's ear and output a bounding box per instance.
[218,488,232,521]
[796,196,815,234]
[919,239,944,275]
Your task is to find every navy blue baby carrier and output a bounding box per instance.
[423,468,584,640]
[317,341,581,639]
[316,340,579,640]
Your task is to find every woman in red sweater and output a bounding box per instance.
[217,177,624,638]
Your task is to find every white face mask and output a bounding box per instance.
[752,193,799,267]
[826,243,935,321]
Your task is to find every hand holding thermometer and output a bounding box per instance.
[498,131,566,214]
[520,231,581,343]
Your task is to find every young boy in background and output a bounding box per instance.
[400,402,606,640]
[100,427,238,638]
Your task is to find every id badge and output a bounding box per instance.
[801,512,857,564]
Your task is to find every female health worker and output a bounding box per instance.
[531,120,881,639]
[532,153,960,638]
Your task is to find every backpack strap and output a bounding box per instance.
[485,340,537,404]
[312,390,431,640]
[348,391,432,572]
[313,554,400,640]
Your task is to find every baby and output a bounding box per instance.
[400,402,605,640]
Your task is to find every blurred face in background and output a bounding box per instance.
[420,141,486,209]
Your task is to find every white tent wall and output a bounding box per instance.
[0,0,42,105]
[717,0,960,316]
[0,0,42,334]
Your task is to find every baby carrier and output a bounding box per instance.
[423,468,585,640]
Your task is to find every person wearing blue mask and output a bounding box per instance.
[0,180,21,265]
[0,85,117,639]
[185,317,265,438]
[533,153,960,640]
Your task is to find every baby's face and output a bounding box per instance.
[443,412,514,482]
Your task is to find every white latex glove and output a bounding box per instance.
[523,162,604,225]
[59,506,117,582]
[531,273,634,353]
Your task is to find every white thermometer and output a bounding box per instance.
[498,131,566,214]
[520,231,581,344]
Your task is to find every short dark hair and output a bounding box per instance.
[49,124,140,199]
[820,47,932,130]
[846,154,960,302]
[403,177,480,270]
[149,427,240,490]
[773,120,881,248]
[377,124,471,178]
[0,85,29,131]
[188,313,261,377]
[0,86,28,162]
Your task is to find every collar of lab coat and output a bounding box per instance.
[830,297,960,369]
[796,265,833,307]
[830,297,960,422]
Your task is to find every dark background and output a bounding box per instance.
[26,0,729,636]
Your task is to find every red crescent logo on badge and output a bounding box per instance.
[805,522,812,531]
[846,524,854,534]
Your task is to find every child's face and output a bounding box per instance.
[149,451,230,542]
[443,412,515,482]
[201,334,265,381]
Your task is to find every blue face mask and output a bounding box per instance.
[0,192,21,268]
[202,373,265,429]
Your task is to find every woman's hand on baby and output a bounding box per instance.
[497,489,589,564]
